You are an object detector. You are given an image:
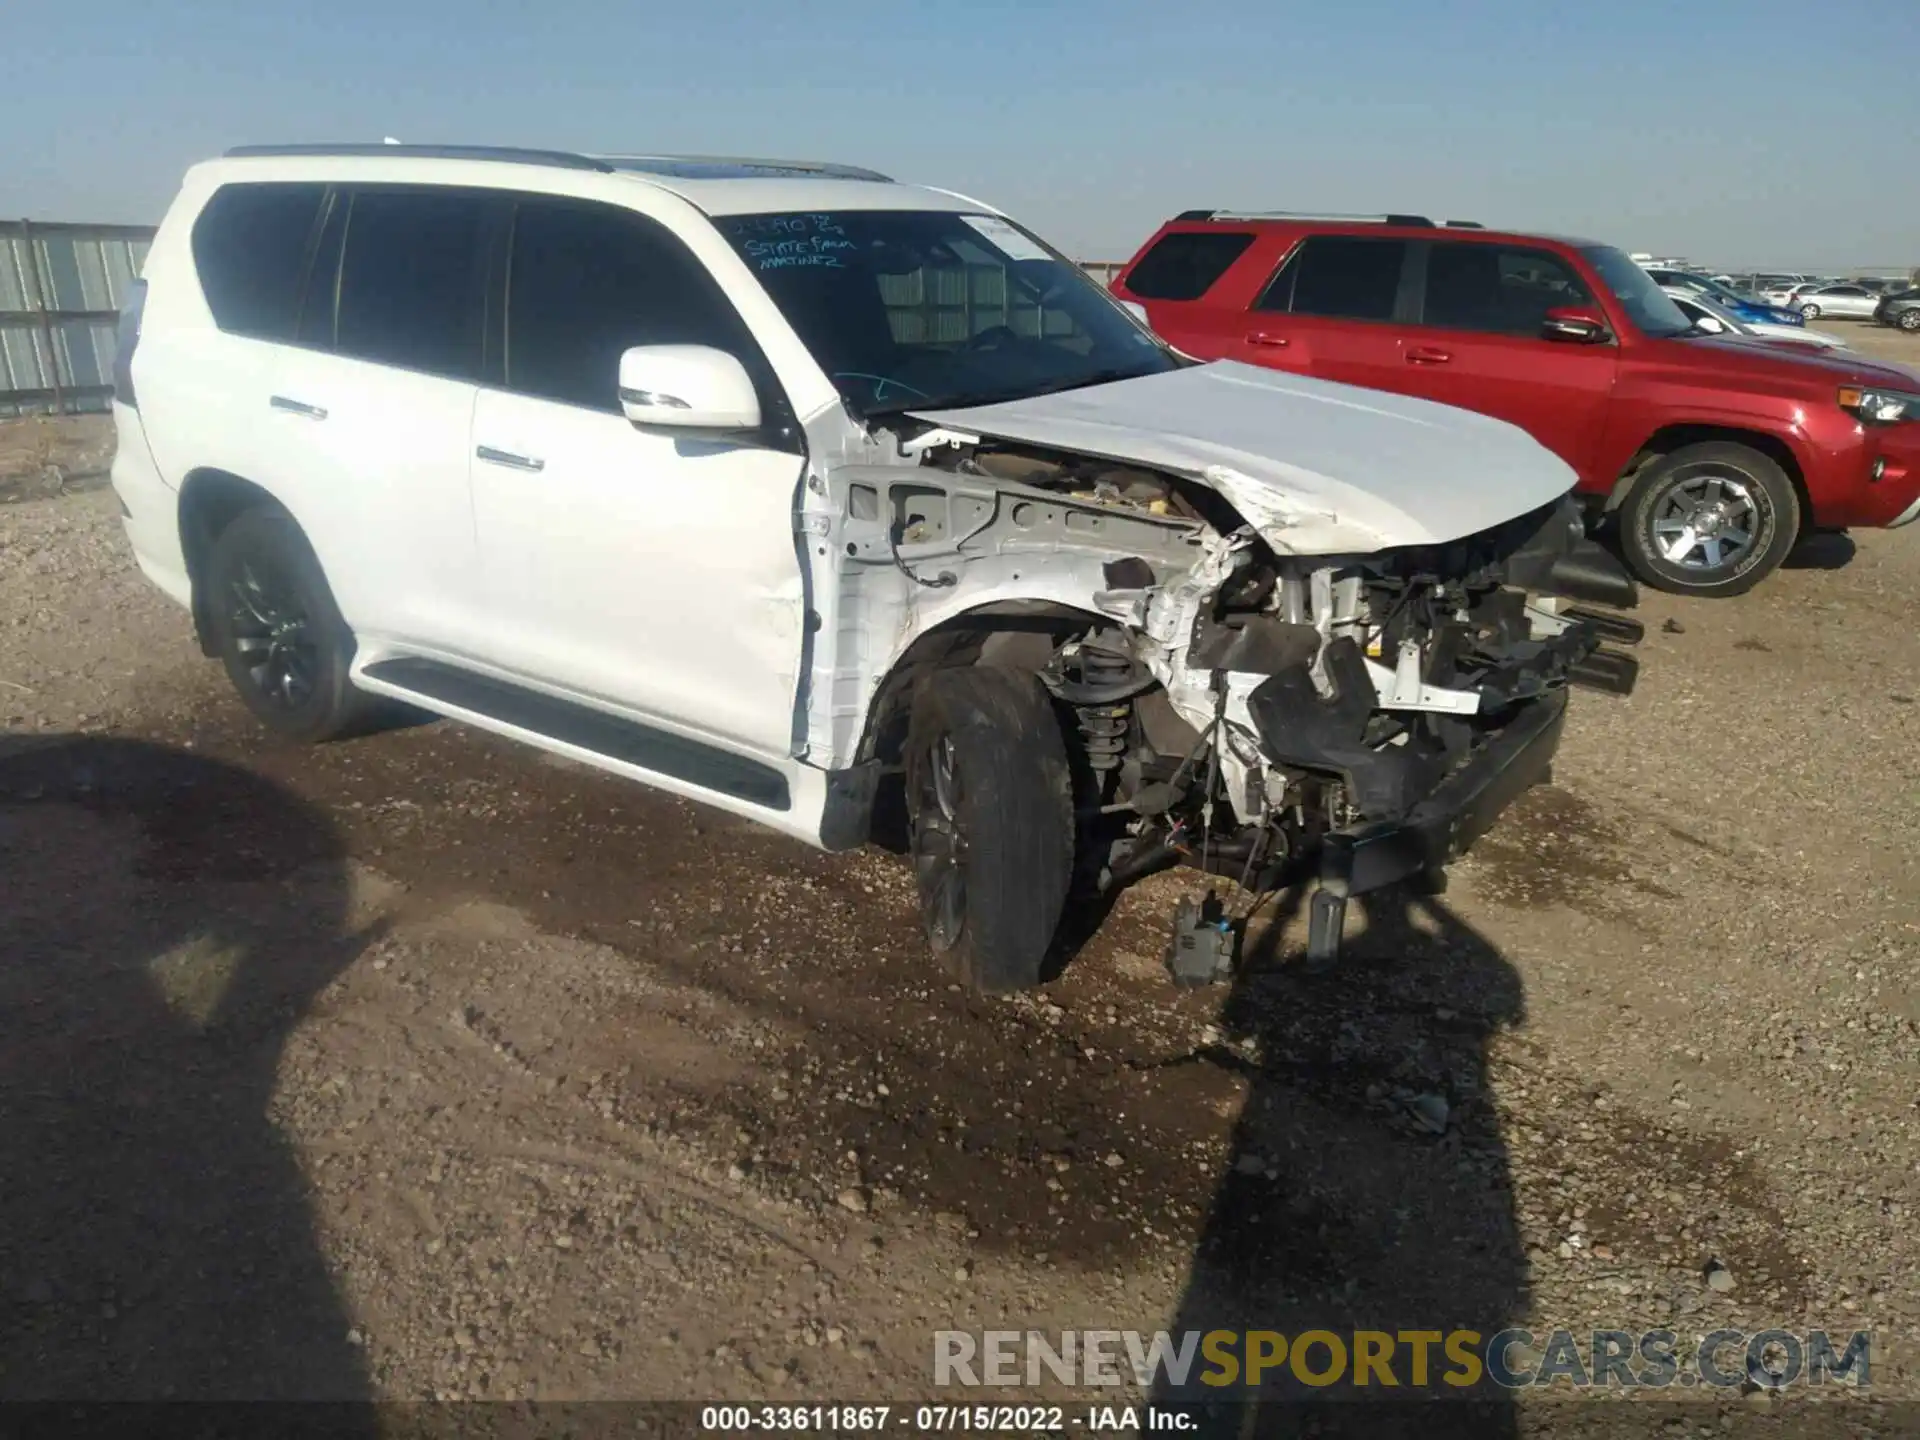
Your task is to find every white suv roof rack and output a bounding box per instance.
[222,144,893,183]
[597,153,894,182]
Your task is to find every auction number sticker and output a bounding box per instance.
[959,214,1053,263]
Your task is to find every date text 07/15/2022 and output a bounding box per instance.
[699,1404,1191,1432]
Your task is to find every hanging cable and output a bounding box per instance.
[888,521,956,589]
[1196,684,1228,882]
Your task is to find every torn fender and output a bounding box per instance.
[799,462,1201,769]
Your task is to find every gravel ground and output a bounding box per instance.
[0,414,116,504]
[3,327,1920,1434]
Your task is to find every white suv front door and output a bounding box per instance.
[468,197,808,763]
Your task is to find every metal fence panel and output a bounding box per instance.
[0,237,36,313]
[0,221,155,414]
[881,258,1115,350]
[56,317,114,389]
[1,322,50,389]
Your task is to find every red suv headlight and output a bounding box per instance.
[1837,384,1920,425]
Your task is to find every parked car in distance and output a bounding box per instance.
[1113,210,1920,597]
[1793,283,1883,320]
[1661,286,1849,352]
[1645,268,1806,326]
[112,145,1642,983]
[1873,289,1920,332]
[1759,279,1820,306]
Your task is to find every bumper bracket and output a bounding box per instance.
[1308,687,1569,963]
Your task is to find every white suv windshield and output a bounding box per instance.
[714,210,1177,417]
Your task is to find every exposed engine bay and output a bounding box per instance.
[830,417,1643,975]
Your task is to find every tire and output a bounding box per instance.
[904,665,1074,992]
[1800,303,1821,320]
[1901,310,1920,333]
[204,508,374,743]
[1619,442,1800,598]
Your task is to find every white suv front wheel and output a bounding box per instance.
[904,666,1075,992]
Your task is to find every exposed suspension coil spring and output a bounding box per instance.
[1039,631,1157,778]
[1078,702,1129,773]
[1074,648,1136,774]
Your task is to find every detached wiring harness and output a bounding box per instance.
[888,520,956,589]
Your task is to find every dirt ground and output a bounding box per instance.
[4,323,1920,1434]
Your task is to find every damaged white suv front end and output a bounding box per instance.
[713,203,1642,987]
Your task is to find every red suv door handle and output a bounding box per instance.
[1405,346,1453,365]
[1245,331,1290,348]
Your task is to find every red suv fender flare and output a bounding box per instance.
[1598,425,1811,514]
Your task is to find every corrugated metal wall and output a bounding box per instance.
[0,221,153,417]
[879,259,1125,345]
[880,263,1086,345]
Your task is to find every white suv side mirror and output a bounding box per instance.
[618,346,761,431]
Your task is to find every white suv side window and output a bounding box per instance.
[327,188,495,379]
[191,182,329,341]
[502,198,788,434]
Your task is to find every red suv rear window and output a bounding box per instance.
[1123,231,1256,301]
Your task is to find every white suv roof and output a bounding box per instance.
[203,143,985,217]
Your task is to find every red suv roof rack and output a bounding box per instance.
[1172,209,1441,227]
[1173,210,1486,229]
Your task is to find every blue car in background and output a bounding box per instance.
[1644,268,1806,327]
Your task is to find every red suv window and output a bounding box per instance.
[1421,242,1595,336]
[1122,230,1256,300]
[1256,235,1408,321]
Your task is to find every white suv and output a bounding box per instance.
[113,144,1640,988]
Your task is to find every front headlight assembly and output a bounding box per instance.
[1838,385,1920,425]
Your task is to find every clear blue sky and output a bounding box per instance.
[3,0,1914,270]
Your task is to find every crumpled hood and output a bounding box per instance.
[911,361,1578,552]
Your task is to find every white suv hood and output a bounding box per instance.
[911,360,1578,553]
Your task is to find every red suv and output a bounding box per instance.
[1113,212,1920,597]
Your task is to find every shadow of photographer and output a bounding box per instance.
[0,734,379,1408]
[1153,881,1528,1437]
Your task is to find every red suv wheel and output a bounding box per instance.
[1619,442,1800,598]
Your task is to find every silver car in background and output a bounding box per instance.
[1792,282,1882,320]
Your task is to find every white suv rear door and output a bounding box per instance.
[137,181,331,503]
[264,185,499,658]
[466,196,808,763]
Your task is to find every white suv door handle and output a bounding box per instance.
[476,445,545,473]
[269,395,327,420]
